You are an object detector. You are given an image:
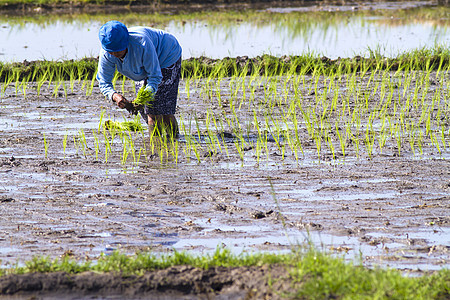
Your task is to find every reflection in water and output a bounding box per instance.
[0,9,448,62]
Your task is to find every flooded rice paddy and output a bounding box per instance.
[0,67,449,274]
[0,0,449,281]
[0,1,449,62]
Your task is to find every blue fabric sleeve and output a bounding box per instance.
[96,51,117,100]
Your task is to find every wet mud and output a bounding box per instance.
[0,72,449,298]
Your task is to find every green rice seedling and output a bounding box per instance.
[52,81,61,98]
[431,132,442,155]
[86,71,98,96]
[121,75,129,95]
[121,138,129,165]
[254,135,263,164]
[72,135,79,155]
[112,71,121,90]
[395,123,402,156]
[347,127,360,157]
[281,120,296,161]
[1,71,14,95]
[417,129,424,155]
[335,122,346,158]
[126,131,136,164]
[210,115,223,154]
[193,114,202,143]
[234,139,245,162]
[81,72,92,95]
[291,113,304,158]
[43,133,49,158]
[324,131,336,160]
[185,78,191,99]
[440,125,447,151]
[181,132,192,163]
[92,129,100,160]
[378,125,388,153]
[62,133,68,157]
[68,67,76,93]
[13,70,21,95]
[20,78,28,99]
[136,124,148,160]
[62,81,68,98]
[191,140,202,163]
[406,121,417,155]
[364,126,375,159]
[75,62,86,83]
[107,122,118,146]
[134,148,144,167]
[204,117,217,159]
[36,70,48,96]
[51,66,65,97]
[169,138,180,164]
[101,126,112,163]
[98,110,105,133]
[78,129,88,157]
[313,133,322,160]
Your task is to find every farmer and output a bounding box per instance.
[96,20,182,137]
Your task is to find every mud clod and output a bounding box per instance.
[0,197,14,203]
[251,211,266,219]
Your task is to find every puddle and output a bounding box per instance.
[368,227,450,246]
[0,246,19,255]
[195,218,274,233]
[0,117,27,130]
[63,121,103,131]
[274,184,398,202]
[84,202,115,207]
[11,112,54,120]
[171,228,406,269]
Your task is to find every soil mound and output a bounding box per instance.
[0,265,291,299]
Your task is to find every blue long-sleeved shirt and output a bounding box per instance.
[97,26,182,100]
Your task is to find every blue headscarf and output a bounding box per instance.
[99,21,129,52]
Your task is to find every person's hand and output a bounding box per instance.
[112,93,130,109]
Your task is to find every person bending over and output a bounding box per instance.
[97,20,182,137]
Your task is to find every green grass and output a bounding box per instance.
[1,247,448,299]
[0,47,449,84]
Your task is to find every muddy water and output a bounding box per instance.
[0,73,448,274]
[1,1,448,62]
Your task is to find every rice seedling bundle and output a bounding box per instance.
[134,88,154,106]
[104,120,144,132]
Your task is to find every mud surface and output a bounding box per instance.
[0,72,449,298]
